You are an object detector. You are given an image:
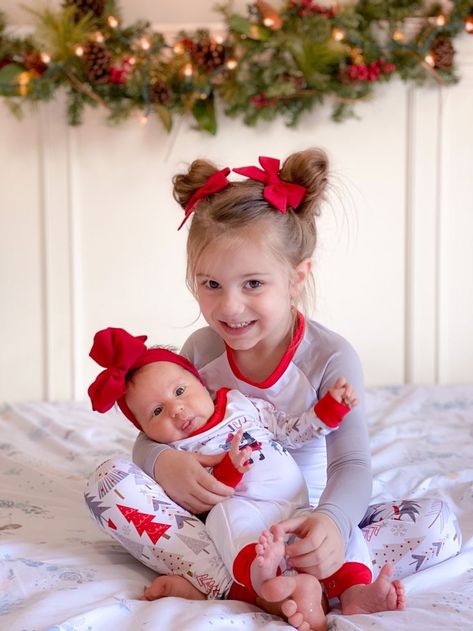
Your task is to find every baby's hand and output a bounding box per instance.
[329,377,358,409]
[228,428,252,474]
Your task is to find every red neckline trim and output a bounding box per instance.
[189,388,230,438]
[225,311,305,389]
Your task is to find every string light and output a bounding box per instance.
[183,63,193,77]
[424,53,435,67]
[74,45,84,57]
[215,35,224,44]
[95,31,105,44]
[263,17,275,28]
[139,37,151,51]
[332,28,345,42]
[435,15,446,27]
[393,30,405,42]
[40,52,51,64]
[173,42,185,54]
[465,16,473,34]
[108,16,119,29]
[226,58,238,70]
[17,71,31,96]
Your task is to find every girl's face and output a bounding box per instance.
[195,232,308,353]
[125,362,215,443]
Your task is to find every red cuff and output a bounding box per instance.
[314,391,351,428]
[321,562,372,599]
[227,581,257,604]
[232,543,258,597]
[212,453,244,488]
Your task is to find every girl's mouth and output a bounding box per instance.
[220,320,255,335]
[181,418,195,433]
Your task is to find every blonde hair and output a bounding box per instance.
[172,148,329,311]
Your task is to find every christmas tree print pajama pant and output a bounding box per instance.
[84,457,462,598]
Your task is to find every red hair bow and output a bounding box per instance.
[233,156,306,213]
[178,167,231,230]
[88,328,148,415]
[88,327,204,430]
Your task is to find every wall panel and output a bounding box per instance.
[1,35,472,401]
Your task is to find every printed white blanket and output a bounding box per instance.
[1,385,472,630]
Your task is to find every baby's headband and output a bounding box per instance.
[177,155,307,230]
[88,327,203,430]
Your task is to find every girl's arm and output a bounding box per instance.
[132,432,234,513]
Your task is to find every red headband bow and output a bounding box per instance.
[88,327,203,430]
[233,156,306,213]
[178,167,231,230]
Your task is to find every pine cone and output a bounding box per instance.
[192,32,226,71]
[63,0,105,21]
[430,35,455,71]
[82,41,112,82]
[148,68,171,104]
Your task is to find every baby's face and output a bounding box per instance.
[125,362,215,443]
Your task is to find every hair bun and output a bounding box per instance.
[172,159,221,210]
[280,148,329,218]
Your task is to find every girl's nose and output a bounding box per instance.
[219,291,244,318]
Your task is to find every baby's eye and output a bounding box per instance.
[205,279,220,290]
[245,279,263,289]
[175,386,185,396]
[153,406,163,417]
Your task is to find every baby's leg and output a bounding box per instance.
[340,564,405,614]
[252,530,327,631]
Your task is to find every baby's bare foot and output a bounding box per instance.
[251,529,286,593]
[260,573,327,631]
[340,564,405,614]
[143,574,206,601]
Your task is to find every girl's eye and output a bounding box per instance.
[205,279,220,290]
[175,386,185,396]
[153,406,163,417]
[246,280,262,289]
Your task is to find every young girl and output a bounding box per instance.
[88,326,383,629]
[85,149,460,628]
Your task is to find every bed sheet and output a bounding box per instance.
[1,384,472,630]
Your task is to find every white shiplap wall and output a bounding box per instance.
[1,34,472,402]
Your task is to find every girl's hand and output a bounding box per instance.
[228,428,252,474]
[153,449,234,514]
[271,512,344,579]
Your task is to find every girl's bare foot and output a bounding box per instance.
[143,574,206,601]
[260,574,327,631]
[339,564,405,614]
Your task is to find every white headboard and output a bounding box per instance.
[1,37,472,402]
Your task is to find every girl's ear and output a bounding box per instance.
[290,258,312,298]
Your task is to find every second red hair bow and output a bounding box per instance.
[178,167,231,230]
[233,156,306,213]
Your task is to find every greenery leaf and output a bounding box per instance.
[192,95,217,134]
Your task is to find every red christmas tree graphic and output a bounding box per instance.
[117,504,171,545]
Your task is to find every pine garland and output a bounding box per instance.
[0,0,472,133]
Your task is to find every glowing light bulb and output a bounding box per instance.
[183,63,193,77]
[393,30,405,42]
[332,28,345,42]
[140,38,151,51]
[40,52,51,64]
[424,54,435,67]
[108,16,119,29]
[174,42,185,54]
[263,17,274,27]
[95,31,104,43]
[226,58,238,70]
[74,46,84,57]
[436,15,446,27]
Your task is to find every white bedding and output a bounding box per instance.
[1,385,472,630]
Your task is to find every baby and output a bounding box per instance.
[88,327,403,630]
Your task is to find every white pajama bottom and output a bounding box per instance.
[84,458,462,598]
